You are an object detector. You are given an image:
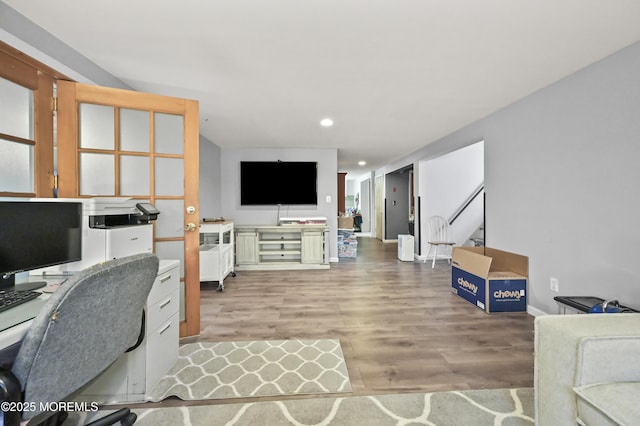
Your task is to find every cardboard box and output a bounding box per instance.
[451,246,528,313]
[338,216,354,229]
[338,241,358,258]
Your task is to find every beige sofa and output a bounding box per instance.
[534,313,640,425]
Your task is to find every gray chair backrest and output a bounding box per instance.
[11,253,159,420]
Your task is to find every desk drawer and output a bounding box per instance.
[147,265,179,307]
[146,313,179,391]
[146,290,179,333]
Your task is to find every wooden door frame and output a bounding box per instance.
[0,42,63,198]
[57,81,201,338]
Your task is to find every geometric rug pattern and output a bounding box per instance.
[147,339,351,402]
[132,388,535,425]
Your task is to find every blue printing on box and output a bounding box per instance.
[487,278,527,312]
[452,267,527,312]
[452,267,486,309]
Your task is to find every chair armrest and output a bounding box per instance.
[0,366,23,425]
[575,336,640,386]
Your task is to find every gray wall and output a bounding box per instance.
[199,137,222,219]
[483,41,640,314]
[383,41,640,315]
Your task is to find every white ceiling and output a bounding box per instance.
[5,0,640,178]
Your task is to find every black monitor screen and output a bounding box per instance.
[0,201,82,289]
[240,161,318,205]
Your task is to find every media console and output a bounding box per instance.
[235,224,330,270]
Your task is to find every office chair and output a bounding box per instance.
[424,215,455,268]
[0,253,159,426]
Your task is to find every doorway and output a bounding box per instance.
[384,165,413,241]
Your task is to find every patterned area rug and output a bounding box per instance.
[147,339,351,401]
[131,388,534,425]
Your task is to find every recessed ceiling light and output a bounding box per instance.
[320,118,334,127]
[358,161,366,166]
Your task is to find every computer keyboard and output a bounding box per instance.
[0,290,42,314]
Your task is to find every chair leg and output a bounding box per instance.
[424,244,431,264]
[432,245,438,268]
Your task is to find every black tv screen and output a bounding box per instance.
[240,161,318,205]
[0,201,82,289]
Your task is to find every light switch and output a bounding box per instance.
[325,195,331,203]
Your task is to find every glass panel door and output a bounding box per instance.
[57,81,200,338]
[0,76,35,194]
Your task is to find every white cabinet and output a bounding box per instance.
[199,221,235,290]
[235,225,329,271]
[301,229,325,264]
[235,229,258,265]
[76,259,180,403]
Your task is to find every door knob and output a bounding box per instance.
[185,222,197,232]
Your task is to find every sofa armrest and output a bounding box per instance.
[575,336,640,386]
[534,314,640,426]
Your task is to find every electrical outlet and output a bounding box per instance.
[550,277,559,292]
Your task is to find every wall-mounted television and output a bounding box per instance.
[240,161,318,206]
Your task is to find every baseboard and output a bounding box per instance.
[329,257,339,263]
[527,305,548,317]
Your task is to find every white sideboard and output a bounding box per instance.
[76,259,180,403]
[235,224,329,270]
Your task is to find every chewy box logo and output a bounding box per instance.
[488,279,527,312]
[452,267,485,306]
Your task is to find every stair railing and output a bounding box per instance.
[448,183,484,226]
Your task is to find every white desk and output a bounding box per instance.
[0,260,180,403]
[0,278,65,352]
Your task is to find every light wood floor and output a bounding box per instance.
[197,236,534,401]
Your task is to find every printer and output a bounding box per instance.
[33,197,159,275]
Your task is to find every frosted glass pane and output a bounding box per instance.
[80,152,115,195]
[0,140,33,192]
[154,113,183,155]
[79,103,114,149]
[154,199,184,238]
[155,240,185,321]
[120,155,150,196]
[0,77,33,139]
[155,241,184,276]
[155,157,184,196]
[120,108,150,152]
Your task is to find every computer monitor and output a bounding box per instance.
[0,200,82,291]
